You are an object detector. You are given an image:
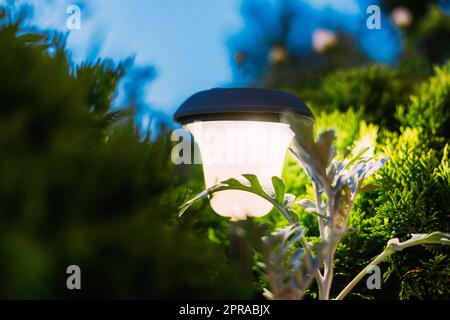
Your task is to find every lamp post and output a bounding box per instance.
[174,88,313,278]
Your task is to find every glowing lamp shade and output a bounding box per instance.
[186,121,294,219]
[174,88,313,220]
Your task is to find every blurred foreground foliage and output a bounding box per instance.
[0,7,250,299]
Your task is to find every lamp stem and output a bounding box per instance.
[229,220,252,281]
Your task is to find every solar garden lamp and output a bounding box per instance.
[174,88,313,278]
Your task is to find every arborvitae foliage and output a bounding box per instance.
[0,8,249,299]
[334,129,449,299]
[236,1,450,299]
[282,62,450,299]
[319,65,412,129]
[412,6,450,67]
[397,62,450,139]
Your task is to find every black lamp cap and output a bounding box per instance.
[174,88,314,124]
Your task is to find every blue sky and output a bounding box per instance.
[5,0,405,121]
[19,0,244,116]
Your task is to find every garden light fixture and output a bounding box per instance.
[174,88,314,220]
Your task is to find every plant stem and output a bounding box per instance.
[271,200,324,288]
[334,247,394,300]
[320,256,332,299]
[317,184,338,300]
[335,233,450,300]
[312,181,326,239]
[319,237,340,300]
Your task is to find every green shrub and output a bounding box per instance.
[413,6,450,66]
[397,62,450,139]
[320,65,412,128]
[0,9,249,299]
[280,63,450,300]
[313,108,363,154]
[334,128,450,299]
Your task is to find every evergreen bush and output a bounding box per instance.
[0,8,249,299]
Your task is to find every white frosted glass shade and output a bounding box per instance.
[186,121,294,220]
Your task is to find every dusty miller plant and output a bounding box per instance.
[180,116,450,300]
